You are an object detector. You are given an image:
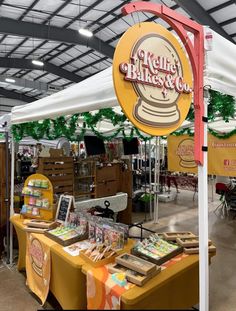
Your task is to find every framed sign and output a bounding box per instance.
[55,195,74,224]
[113,22,193,136]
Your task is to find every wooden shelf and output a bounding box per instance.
[27,185,50,190]
[22,194,41,198]
[75,175,95,179]
[75,192,95,196]
[27,204,51,210]
[21,213,42,219]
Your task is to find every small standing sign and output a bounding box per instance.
[55,195,75,225]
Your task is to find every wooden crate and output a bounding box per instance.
[37,157,74,195]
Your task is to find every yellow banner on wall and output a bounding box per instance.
[208,133,236,176]
[168,134,236,176]
[168,135,197,174]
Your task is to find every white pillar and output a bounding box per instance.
[10,139,15,265]
[198,95,209,311]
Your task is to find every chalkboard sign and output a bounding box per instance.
[55,195,74,224]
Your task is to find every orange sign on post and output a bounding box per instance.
[113,22,193,136]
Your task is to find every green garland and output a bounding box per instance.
[11,108,151,142]
[208,89,235,122]
[172,127,236,140]
[208,128,236,139]
[11,90,236,142]
[171,128,194,137]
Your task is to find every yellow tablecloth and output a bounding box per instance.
[10,214,133,310]
[11,214,215,310]
[11,214,27,271]
[11,214,87,309]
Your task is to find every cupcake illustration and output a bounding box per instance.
[177,138,196,168]
[131,34,183,127]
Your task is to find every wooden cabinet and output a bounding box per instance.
[96,165,117,198]
[74,160,96,199]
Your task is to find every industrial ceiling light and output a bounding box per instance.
[5,77,15,83]
[78,28,93,37]
[32,59,44,66]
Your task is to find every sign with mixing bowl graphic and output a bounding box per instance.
[113,22,193,136]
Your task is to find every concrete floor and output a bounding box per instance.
[0,188,235,311]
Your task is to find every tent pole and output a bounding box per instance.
[5,131,10,264]
[198,94,209,311]
[157,137,160,195]
[154,136,159,224]
[10,139,15,265]
[149,139,152,220]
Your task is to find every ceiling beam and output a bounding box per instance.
[0,87,37,103]
[0,74,62,92]
[0,17,115,58]
[207,0,236,14]
[173,0,235,43]
[0,57,82,83]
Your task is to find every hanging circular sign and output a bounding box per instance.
[113,22,193,136]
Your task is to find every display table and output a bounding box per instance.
[10,214,134,309]
[11,214,215,310]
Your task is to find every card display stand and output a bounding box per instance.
[21,173,54,220]
[131,241,183,266]
[163,232,196,241]
[108,263,161,286]
[176,236,212,248]
[44,230,88,247]
[116,253,157,275]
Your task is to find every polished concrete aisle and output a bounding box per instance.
[0,189,235,311]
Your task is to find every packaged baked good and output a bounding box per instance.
[88,218,96,243]
[28,179,35,187]
[109,228,124,249]
[42,198,49,209]
[34,179,42,187]
[35,199,42,207]
[103,224,112,246]
[79,214,88,234]
[95,223,104,244]
[115,223,129,243]
[68,212,79,227]
[29,197,36,206]
[41,180,48,189]
[32,207,39,216]
[21,205,27,214]
[22,187,32,195]
[26,205,33,213]
[33,189,41,197]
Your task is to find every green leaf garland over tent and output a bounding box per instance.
[11,90,236,142]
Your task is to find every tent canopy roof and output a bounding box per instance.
[11,28,236,126]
